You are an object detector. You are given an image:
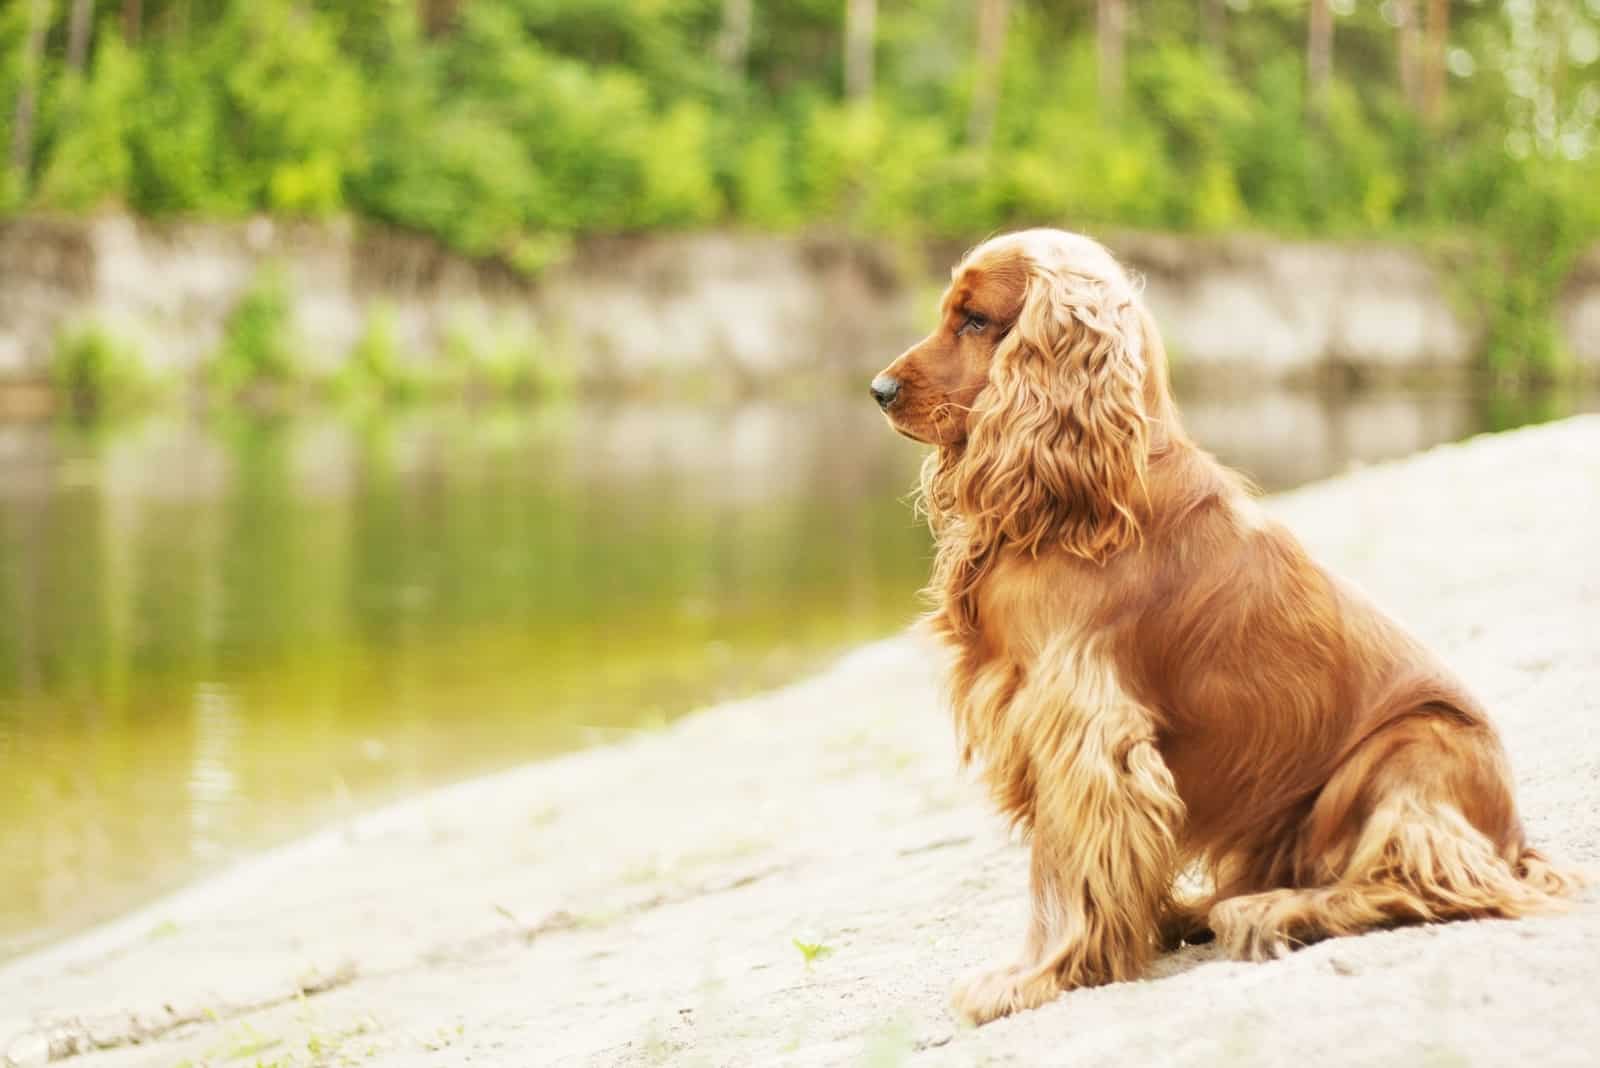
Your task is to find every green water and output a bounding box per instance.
[0,387,1592,959]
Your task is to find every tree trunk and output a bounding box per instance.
[1396,0,1422,111]
[420,0,464,36]
[122,0,142,43]
[1307,0,1333,113]
[967,0,1010,146]
[716,0,753,76]
[1097,0,1126,115]
[1550,0,1568,124]
[10,0,51,187]
[67,0,94,71]
[845,0,876,100]
[1204,0,1226,58]
[1422,0,1448,120]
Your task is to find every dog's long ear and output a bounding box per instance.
[955,266,1149,566]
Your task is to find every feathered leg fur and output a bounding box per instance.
[951,642,1185,1025]
[1208,714,1583,960]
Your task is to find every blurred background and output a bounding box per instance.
[0,0,1598,961]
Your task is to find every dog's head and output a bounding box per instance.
[875,229,1168,569]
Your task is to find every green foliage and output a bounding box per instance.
[214,268,298,395]
[50,322,154,418]
[335,304,425,404]
[335,304,570,405]
[1422,128,1600,379]
[728,125,801,230]
[634,100,722,227]
[360,104,538,258]
[799,101,962,234]
[36,36,140,210]
[985,34,1169,229]
[220,4,364,215]
[2,0,1598,377]
[443,317,567,400]
[121,48,227,213]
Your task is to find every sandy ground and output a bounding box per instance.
[3,415,1599,1068]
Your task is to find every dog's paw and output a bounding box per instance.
[1208,891,1300,961]
[950,962,1060,1026]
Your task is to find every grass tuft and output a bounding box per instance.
[792,938,834,966]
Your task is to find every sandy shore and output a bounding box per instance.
[4,416,1598,1068]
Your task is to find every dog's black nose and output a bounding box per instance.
[870,375,901,410]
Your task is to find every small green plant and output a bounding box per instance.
[214,267,298,396]
[443,318,567,400]
[50,322,153,419]
[792,938,834,966]
[334,303,426,403]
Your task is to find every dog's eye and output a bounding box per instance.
[959,313,988,336]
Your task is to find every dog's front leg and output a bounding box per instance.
[951,652,1184,1025]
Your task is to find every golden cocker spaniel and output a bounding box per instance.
[870,228,1578,1025]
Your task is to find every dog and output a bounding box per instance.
[870,228,1579,1025]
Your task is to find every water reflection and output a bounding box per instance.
[189,683,242,859]
[0,401,934,957]
[0,383,1592,957]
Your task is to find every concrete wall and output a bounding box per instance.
[1110,232,1481,378]
[0,217,1592,390]
[0,216,539,382]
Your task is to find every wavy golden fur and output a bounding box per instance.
[872,229,1580,1026]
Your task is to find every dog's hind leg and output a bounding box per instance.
[1208,713,1580,961]
[951,643,1185,1024]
